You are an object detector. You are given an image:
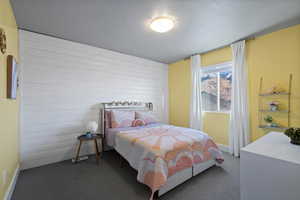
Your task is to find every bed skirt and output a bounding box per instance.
[158,159,216,196]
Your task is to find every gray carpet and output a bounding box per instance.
[12,151,240,200]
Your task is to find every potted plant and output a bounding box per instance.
[269,101,279,111]
[264,115,273,127]
[284,128,300,145]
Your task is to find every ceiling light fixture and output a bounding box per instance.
[150,16,175,33]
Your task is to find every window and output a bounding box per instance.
[201,62,232,112]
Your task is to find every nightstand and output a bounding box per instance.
[74,133,103,164]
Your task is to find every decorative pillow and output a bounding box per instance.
[132,119,146,127]
[135,111,157,125]
[104,111,111,129]
[110,110,135,128]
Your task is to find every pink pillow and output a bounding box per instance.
[111,110,135,128]
[135,111,157,125]
[132,119,146,127]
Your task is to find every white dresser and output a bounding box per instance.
[240,132,300,200]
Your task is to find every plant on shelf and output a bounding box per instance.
[264,115,273,127]
[263,115,278,127]
[269,101,279,111]
[284,128,300,145]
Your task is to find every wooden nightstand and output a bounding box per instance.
[74,133,103,164]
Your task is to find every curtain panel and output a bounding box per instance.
[190,55,203,130]
[229,40,250,157]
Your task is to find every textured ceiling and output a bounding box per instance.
[11,0,300,64]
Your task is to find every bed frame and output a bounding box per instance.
[100,101,216,197]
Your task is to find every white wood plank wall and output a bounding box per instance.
[19,30,168,169]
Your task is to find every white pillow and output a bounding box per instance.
[135,111,158,125]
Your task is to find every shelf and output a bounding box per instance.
[258,74,292,129]
[258,125,288,131]
[259,110,289,113]
[259,92,290,96]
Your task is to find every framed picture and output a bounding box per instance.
[7,55,18,99]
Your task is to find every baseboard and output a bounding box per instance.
[217,143,229,153]
[4,165,20,200]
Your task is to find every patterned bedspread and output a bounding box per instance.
[115,125,224,199]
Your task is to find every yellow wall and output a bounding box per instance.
[169,24,300,145]
[0,0,20,199]
[169,59,191,127]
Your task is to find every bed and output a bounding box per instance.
[100,101,224,200]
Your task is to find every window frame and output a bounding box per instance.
[201,61,232,113]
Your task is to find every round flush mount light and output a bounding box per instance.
[150,16,175,33]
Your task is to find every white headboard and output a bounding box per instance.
[100,101,153,150]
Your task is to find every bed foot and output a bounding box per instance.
[120,156,126,168]
[153,190,159,200]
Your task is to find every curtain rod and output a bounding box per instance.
[184,36,255,60]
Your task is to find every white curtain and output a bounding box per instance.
[229,40,250,157]
[190,55,203,130]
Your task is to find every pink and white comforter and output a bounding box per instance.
[115,125,224,199]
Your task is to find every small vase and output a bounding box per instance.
[86,132,92,138]
[270,105,278,111]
